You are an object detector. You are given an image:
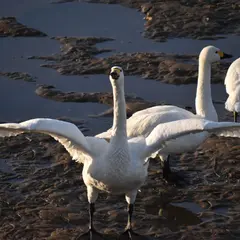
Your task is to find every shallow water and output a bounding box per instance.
[0,159,13,174]
[1,1,237,131]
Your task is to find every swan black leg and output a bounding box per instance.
[162,155,186,186]
[162,155,171,180]
[75,203,104,240]
[234,111,238,122]
[120,204,139,239]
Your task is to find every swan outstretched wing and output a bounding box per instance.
[0,118,95,162]
[224,58,240,112]
[95,129,112,140]
[224,58,240,94]
[143,119,240,159]
[96,106,196,140]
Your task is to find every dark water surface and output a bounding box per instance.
[0,0,237,235]
[1,1,239,134]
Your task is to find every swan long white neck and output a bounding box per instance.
[195,58,218,121]
[111,82,127,140]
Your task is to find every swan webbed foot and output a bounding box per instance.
[75,228,104,240]
[119,228,140,240]
[119,203,142,240]
[75,203,105,240]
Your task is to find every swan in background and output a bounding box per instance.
[96,46,233,181]
[2,67,240,239]
[225,57,240,122]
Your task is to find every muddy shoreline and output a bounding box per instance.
[0,17,47,37]
[1,1,240,239]
[0,133,240,239]
[31,36,232,85]
[54,0,240,42]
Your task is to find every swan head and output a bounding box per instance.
[109,66,124,86]
[199,46,232,63]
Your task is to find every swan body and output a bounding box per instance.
[1,66,240,235]
[225,58,240,122]
[96,46,232,161]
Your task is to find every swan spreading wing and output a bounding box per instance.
[225,58,240,94]
[224,58,240,112]
[96,105,196,140]
[142,118,240,159]
[0,118,107,162]
[1,118,240,165]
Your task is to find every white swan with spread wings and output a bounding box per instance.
[96,46,233,181]
[1,66,240,239]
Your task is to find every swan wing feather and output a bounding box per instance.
[96,106,196,140]
[224,58,240,94]
[0,118,94,162]
[143,119,240,158]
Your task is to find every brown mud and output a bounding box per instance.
[35,85,159,117]
[31,36,231,85]
[0,17,47,37]
[0,131,240,239]
[1,2,240,239]
[0,71,37,82]
[53,0,240,42]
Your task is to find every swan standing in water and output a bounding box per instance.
[1,67,240,239]
[225,57,240,122]
[96,46,233,181]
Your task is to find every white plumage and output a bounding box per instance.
[225,58,240,121]
[96,46,232,169]
[1,66,240,236]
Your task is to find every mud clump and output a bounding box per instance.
[31,36,231,84]
[0,131,240,239]
[0,71,37,82]
[53,0,240,41]
[35,85,158,117]
[0,17,47,37]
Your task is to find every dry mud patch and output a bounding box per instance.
[31,36,232,85]
[0,130,240,239]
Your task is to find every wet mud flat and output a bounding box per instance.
[0,133,240,240]
[0,17,47,37]
[0,1,240,239]
[55,0,240,42]
[31,36,231,85]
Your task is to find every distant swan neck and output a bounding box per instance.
[195,59,218,121]
[111,83,127,139]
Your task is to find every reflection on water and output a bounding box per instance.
[0,0,236,133]
[0,159,13,174]
[159,204,202,231]
[97,35,240,60]
[0,1,237,131]
[2,0,240,58]
[0,75,111,135]
[145,200,202,231]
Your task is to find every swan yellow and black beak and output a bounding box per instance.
[217,51,233,59]
[110,67,122,80]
